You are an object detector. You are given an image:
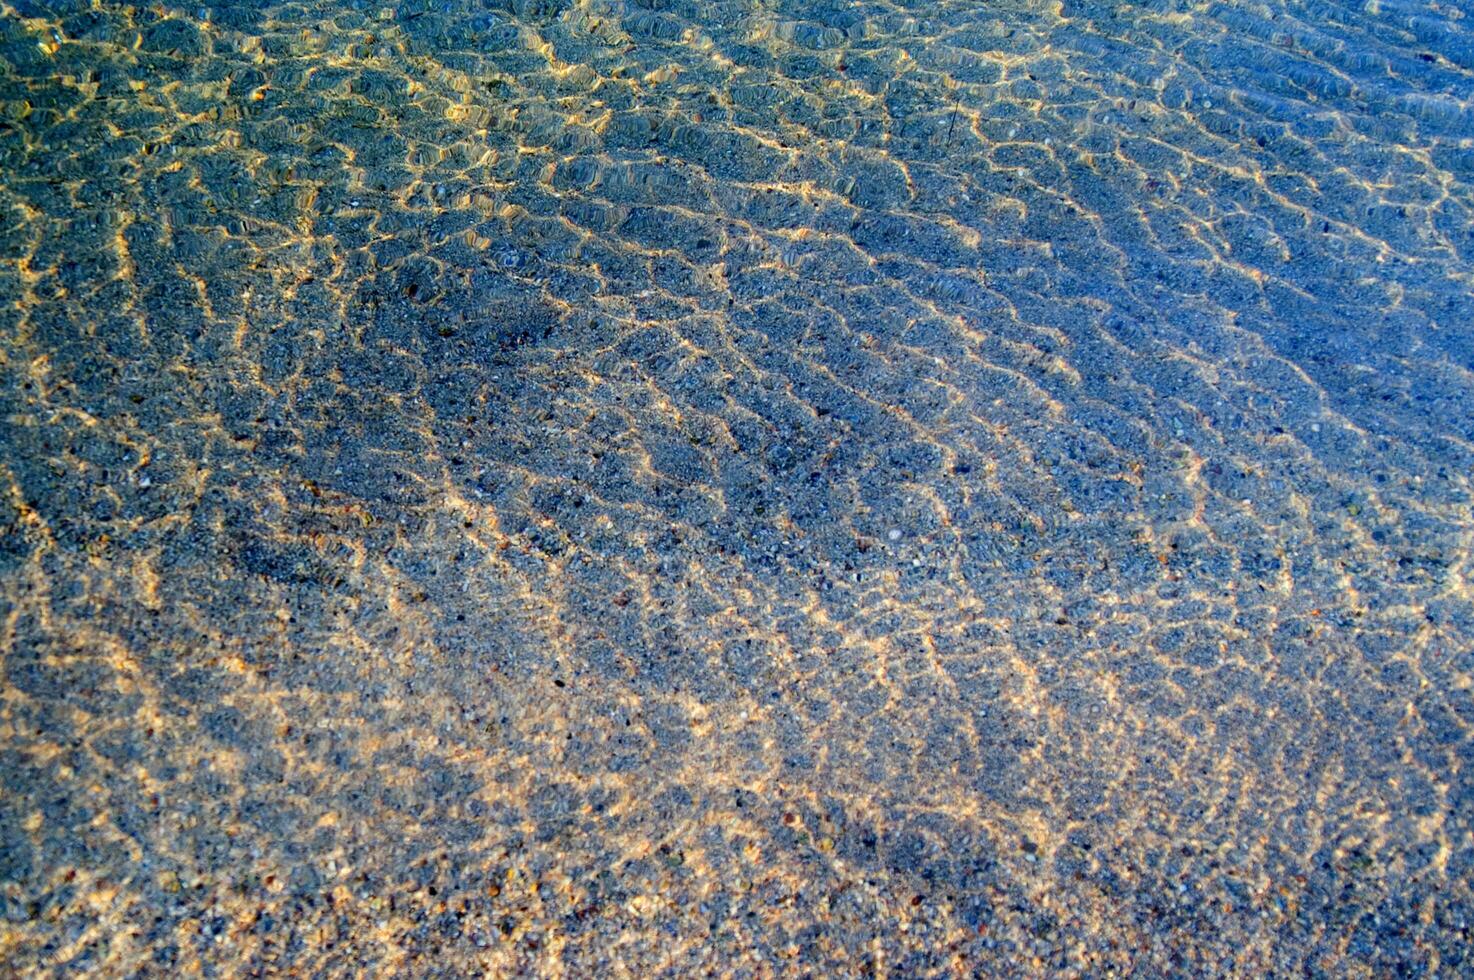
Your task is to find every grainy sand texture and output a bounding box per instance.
[1,0,1472,975]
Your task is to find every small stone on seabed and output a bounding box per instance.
[887,529,902,541]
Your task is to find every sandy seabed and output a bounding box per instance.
[1,0,1472,975]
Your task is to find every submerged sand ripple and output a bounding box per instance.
[1,0,1471,974]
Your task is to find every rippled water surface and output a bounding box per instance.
[2,0,1473,974]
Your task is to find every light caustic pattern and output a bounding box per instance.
[0,0,1472,975]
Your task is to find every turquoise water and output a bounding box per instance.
[2,0,1472,974]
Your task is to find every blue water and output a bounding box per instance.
[1,0,1471,973]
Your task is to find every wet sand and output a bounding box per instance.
[1,0,1472,975]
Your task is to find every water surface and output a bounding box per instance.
[2,0,1472,974]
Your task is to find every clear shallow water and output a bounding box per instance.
[1,0,1471,974]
